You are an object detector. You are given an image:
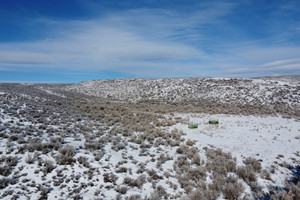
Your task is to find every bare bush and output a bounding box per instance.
[188,189,204,200]
[237,165,257,184]
[191,154,201,165]
[223,182,241,200]
[77,156,89,168]
[59,145,75,157]
[176,145,188,154]
[245,157,262,173]
[0,165,12,176]
[5,156,18,167]
[116,166,127,173]
[156,153,172,168]
[56,145,76,165]
[25,154,35,164]
[103,172,118,184]
[128,194,142,200]
[249,181,263,197]
[43,160,55,174]
[173,156,190,174]
[94,150,105,161]
[223,176,244,200]
[85,141,101,151]
[0,178,17,189]
[186,139,195,146]
[203,189,220,200]
[147,169,163,180]
[0,156,18,176]
[116,186,128,194]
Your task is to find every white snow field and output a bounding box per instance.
[65,77,300,112]
[171,114,300,187]
[0,77,299,199]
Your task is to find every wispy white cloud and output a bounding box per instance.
[0,51,53,64]
[1,4,233,76]
[227,58,300,75]
[0,1,299,78]
[0,23,207,73]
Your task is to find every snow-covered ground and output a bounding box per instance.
[170,113,300,187]
[64,77,300,113]
[0,78,299,199]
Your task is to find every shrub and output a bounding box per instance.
[116,166,127,173]
[223,175,244,199]
[0,156,18,176]
[0,178,17,189]
[38,185,51,200]
[204,189,220,200]
[25,154,35,164]
[156,153,172,167]
[94,150,105,161]
[9,135,19,141]
[147,192,160,200]
[77,156,89,168]
[136,174,147,188]
[123,177,136,187]
[189,189,204,200]
[262,169,272,181]
[59,145,75,157]
[173,156,190,174]
[147,169,163,180]
[128,194,142,200]
[0,165,12,176]
[43,160,55,174]
[116,186,128,194]
[85,141,101,151]
[245,157,261,173]
[237,165,257,184]
[191,154,201,165]
[103,172,118,184]
[223,182,242,200]
[27,139,42,152]
[186,139,195,146]
[177,174,193,189]
[209,175,225,192]
[5,156,18,167]
[249,181,263,197]
[176,145,188,154]
[56,145,76,165]
[155,185,169,199]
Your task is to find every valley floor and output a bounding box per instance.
[0,83,299,200]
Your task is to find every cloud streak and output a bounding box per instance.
[0,1,299,79]
[1,6,224,76]
[228,58,300,74]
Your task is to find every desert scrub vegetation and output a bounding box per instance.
[0,155,18,176]
[269,181,300,200]
[123,174,147,189]
[174,147,246,199]
[43,160,55,174]
[103,172,119,184]
[56,145,76,165]
[263,165,300,200]
[1,82,300,199]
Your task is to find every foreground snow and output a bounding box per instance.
[0,80,299,199]
[171,113,300,188]
[1,111,299,199]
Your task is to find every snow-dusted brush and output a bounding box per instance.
[0,76,299,199]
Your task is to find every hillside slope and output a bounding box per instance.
[64,76,300,117]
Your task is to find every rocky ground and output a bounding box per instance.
[0,76,299,200]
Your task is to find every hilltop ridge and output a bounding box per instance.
[64,76,300,117]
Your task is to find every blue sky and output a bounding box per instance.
[0,0,300,83]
